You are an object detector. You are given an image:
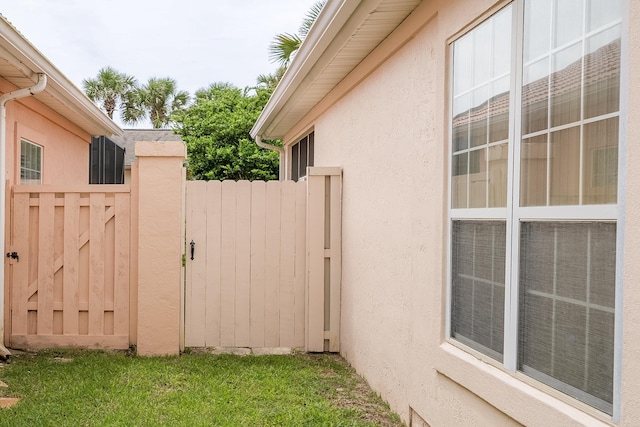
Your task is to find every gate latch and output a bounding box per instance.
[189,240,195,260]
[6,252,19,262]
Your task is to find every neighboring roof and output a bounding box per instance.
[251,0,422,140]
[110,129,183,167]
[0,14,122,137]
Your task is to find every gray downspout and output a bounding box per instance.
[0,73,47,357]
[255,135,285,181]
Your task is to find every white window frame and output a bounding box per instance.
[445,0,625,420]
[20,139,43,185]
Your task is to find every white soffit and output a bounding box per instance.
[0,15,121,137]
[252,0,422,140]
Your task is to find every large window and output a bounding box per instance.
[20,139,42,184]
[449,0,621,415]
[290,132,314,181]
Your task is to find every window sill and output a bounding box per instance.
[436,341,614,426]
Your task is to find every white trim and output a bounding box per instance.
[504,0,524,372]
[445,33,455,341]
[515,205,617,221]
[20,138,42,185]
[450,207,507,219]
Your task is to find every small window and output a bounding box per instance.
[20,139,42,184]
[290,132,314,181]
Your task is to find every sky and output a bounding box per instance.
[1,0,318,127]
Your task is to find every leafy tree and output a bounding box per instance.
[268,0,326,67]
[82,67,137,119]
[172,83,279,181]
[123,77,190,128]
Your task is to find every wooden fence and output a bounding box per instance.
[7,185,131,349]
[4,163,342,354]
[184,168,342,352]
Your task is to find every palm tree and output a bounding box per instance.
[268,0,326,67]
[256,66,287,92]
[82,67,137,119]
[122,77,190,128]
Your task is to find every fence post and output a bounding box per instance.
[135,141,186,356]
[306,167,342,352]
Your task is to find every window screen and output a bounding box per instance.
[451,220,506,361]
[519,221,615,413]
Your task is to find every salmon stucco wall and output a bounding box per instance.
[286,0,638,425]
[313,8,442,422]
[135,141,186,356]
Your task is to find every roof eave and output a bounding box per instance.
[251,0,422,141]
[0,15,122,137]
[251,0,357,140]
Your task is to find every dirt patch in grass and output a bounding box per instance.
[0,397,19,408]
[306,353,405,427]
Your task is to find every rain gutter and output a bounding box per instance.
[0,73,47,357]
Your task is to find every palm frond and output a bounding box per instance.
[299,0,326,38]
[268,33,302,66]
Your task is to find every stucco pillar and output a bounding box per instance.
[135,141,185,356]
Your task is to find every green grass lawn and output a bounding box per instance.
[0,349,403,426]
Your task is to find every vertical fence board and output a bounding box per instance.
[11,193,30,336]
[279,181,296,347]
[264,182,281,347]
[89,193,105,335]
[294,182,307,347]
[3,181,8,343]
[329,174,342,352]
[185,181,207,346]
[114,193,130,337]
[37,193,55,335]
[205,181,222,346]
[63,193,80,335]
[220,181,236,346]
[235,181,251,347]
[250,182,266,347]
[235,182,251,346]
[306,175,325,351]
[130,165,140,344]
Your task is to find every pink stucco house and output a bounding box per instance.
[252,0,637,425]
[0,15,122,354]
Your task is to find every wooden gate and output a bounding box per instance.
[7,185,131,349]
[184,168,342,351]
